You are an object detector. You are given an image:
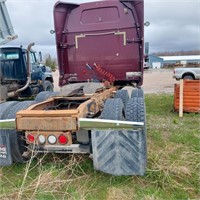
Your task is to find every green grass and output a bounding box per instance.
[0,94,199,199]
[0,121,15,129]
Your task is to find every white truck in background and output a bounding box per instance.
[173,68,200,80]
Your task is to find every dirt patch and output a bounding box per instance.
[106,187,134,200]
[143,69,178,94]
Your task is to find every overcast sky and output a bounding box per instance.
[4,0,200,57]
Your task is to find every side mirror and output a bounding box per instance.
[41,65,46,72]
[50,30,55,34]
[144,21,150,27]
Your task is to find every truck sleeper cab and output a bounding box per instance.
[54,0,144,86]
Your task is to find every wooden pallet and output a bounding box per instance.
[174,80,200,113]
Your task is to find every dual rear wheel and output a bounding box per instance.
[92,88,147,176]
[0,101,35,163]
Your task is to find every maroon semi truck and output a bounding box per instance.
[55,0,144,86]
[0,0,146,176]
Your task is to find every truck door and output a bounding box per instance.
[24,51,42,83]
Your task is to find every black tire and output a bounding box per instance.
[125,97,145,122]
[9,130,30,163]
[183,74,194,80]
[0,101,18,119]
[115,90,129,106]
[34,91,52,103]
[0,129,30,164]
[101,98,124,120]
[0,129,13,166]
[43,80,54,92]
[34,91,60,103]
[2,101,34,119]
[50,91,60,97]
[92,98,145,175]
[125,97,147,173]
[131,88,144,98]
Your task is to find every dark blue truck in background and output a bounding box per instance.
[0,44,54,101]
[0,1,54,101]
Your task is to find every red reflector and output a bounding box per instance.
[58,134,68,145]
[27,134,35,143]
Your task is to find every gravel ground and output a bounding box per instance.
[143,69,178,94]
[52,69,178,94]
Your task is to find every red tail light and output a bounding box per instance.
[58,134,68,145]
[27,134,35,143]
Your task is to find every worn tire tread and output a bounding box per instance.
[92,97,146,175]
[115,90,129,106]
[131,88,144,98]
[0,101,18,119]
[2,101,34,119]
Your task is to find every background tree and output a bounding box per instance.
[44,54,57,71]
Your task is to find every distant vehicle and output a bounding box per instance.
[173,67,200,80]
[45,66,52,73]
[0,1,54,101]
[0,45,54,101]
[143,62,150,70]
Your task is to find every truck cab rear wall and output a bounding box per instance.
[54,0,144,85]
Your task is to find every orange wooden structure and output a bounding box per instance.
[174,80,200,113]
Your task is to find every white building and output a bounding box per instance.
[160,55,200,65]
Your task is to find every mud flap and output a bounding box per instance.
[0,129,13,166]
[91,129,146,176]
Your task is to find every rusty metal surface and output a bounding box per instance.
[16,117,77,131]
[16,86,117,132]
